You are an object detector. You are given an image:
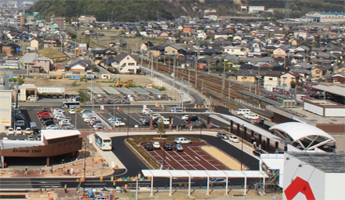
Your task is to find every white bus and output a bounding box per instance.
[94,132,112,151]
[62,101,81,109]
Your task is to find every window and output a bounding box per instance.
[268,78,273,81]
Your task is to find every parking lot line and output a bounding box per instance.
[188,146,220,170]
[171,151,198,170]
[151,150,174,169]
[128,113,142,124]
[180,151,208,170]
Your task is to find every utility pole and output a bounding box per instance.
[173,53,176,101]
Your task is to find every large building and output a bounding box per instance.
[0,130,82,167]
[52,17,66,30]
[304,12,345,23]
[0,74,12,132]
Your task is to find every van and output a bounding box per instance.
[30,122,40,134]
[236,109,250,115]
[14,120,25,127]
[170,107,183,112]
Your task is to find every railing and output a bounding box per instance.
[234,98,265,111]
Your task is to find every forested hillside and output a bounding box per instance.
[27,0,345,22]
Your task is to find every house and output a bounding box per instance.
[32,57,52,73]
[30,38,43,50]
[223,45,248,57]
[273,47,288,58]
[66,58,92,73]
[43,37,60,47]
[280,72,301,88]
[22,53,38,71]
[2,43,20,56]
[111,52,139,74]
[311,66,328,78]
[139,41,154,52]
[263,71,282,91]
[164,44,185,56]
[330,72,345,84]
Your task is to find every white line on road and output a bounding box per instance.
[171,151,197,170]
[181,150,207,170]
[188,146,220,170]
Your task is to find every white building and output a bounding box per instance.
[248,6,265,13]
[0,75,12,132]
[304,12,345,23]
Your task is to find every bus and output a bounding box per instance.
[62,101,81,109]
[94,132,112,151]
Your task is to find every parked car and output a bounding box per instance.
[68,109,76,115]
[46,124,59,130]
[236,109,250,115]
[229,135,240,143]
[153,141,161,149]
[108,116,121,122]
[209,178,230,186]
[80,109,92,114]
[217,132,228,139]
[37,110,49,115]
[15,127,23,135]
[142,108,152,115]
[253,149,264,157]
[40,117,54,122]
[8,127,14,135]
[175,143,183,151]
[53,108,64,113]
[244,113,259,120]
[43,120,55,126]
[144,143,153,151]
[25,128,32,135]
[174,137,191,144]
[112,121,125,127]
[93,124,105,130]
[254,118,265,125]
[163,143,173,151]
[38,113,51,118]
[181,115,189,120]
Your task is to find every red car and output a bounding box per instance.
[38,113,51,118]
[37,110,49,115]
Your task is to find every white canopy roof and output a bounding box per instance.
[269,122,335,142]
[142,169,268,178]
[42,130,80,141]
[1,140,43,149]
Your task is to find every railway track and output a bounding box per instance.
[145,61,257,106]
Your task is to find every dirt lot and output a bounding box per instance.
[23,75,157,95]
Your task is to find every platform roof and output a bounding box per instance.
[1,140,43,149]
[87,86,105,94]
[42,130,80,141]
[269,122,335,142]
[142,169,268,178]
[145,88,165,95]
[116,87,135,95]
[313,84,345,97]
[211,114,285,142]
[101,86,120,95]
[237,90,282,106]
[130,87,150,95]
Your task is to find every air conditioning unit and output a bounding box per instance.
[283,100,297,108]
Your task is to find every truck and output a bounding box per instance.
[174,137,191,144]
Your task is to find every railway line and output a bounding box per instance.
[145,61,258,106]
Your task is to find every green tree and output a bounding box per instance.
[290,80,297,88]
[157,118,165,139]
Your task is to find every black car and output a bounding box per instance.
[40,116,54,121]
[163,143,173,151]
[185,116,199,121]
[144,143,153,151]
[253,149,264,157]
[217,132,228,139]
[46,94,52,98]
[43,120,55,126]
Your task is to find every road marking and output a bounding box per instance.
[128,114,141,124]
[188,146,220,170]
[180,150,207,170]
[171,151,197,170]
[165,151,188,170]
[195,156,200,161]
[151,151,174,169]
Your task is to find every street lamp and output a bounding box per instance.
[240,124,244,170]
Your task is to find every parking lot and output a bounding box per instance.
[141,141,228,170]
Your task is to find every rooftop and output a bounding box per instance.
[288,152,345,173]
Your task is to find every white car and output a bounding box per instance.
[229,135,240,143]
[69,109,76,115]
[53,108,64,113]
[142,108,152,115]
[15,127,23,135]
[153,141,161,149]
[108,116,121,121]
[112,121,125,127]
[174,137,192,144]
[181,115,189,120]
[8,127,14,135]
[247,113,259,120]
[46,124,59,130]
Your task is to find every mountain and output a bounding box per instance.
[27,0,345,22]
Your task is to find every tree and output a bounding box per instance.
[157,118,165,139]
[290,80,297,88]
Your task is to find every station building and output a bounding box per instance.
[0,130,82,167]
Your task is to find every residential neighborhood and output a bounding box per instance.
[0,1,344,200]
